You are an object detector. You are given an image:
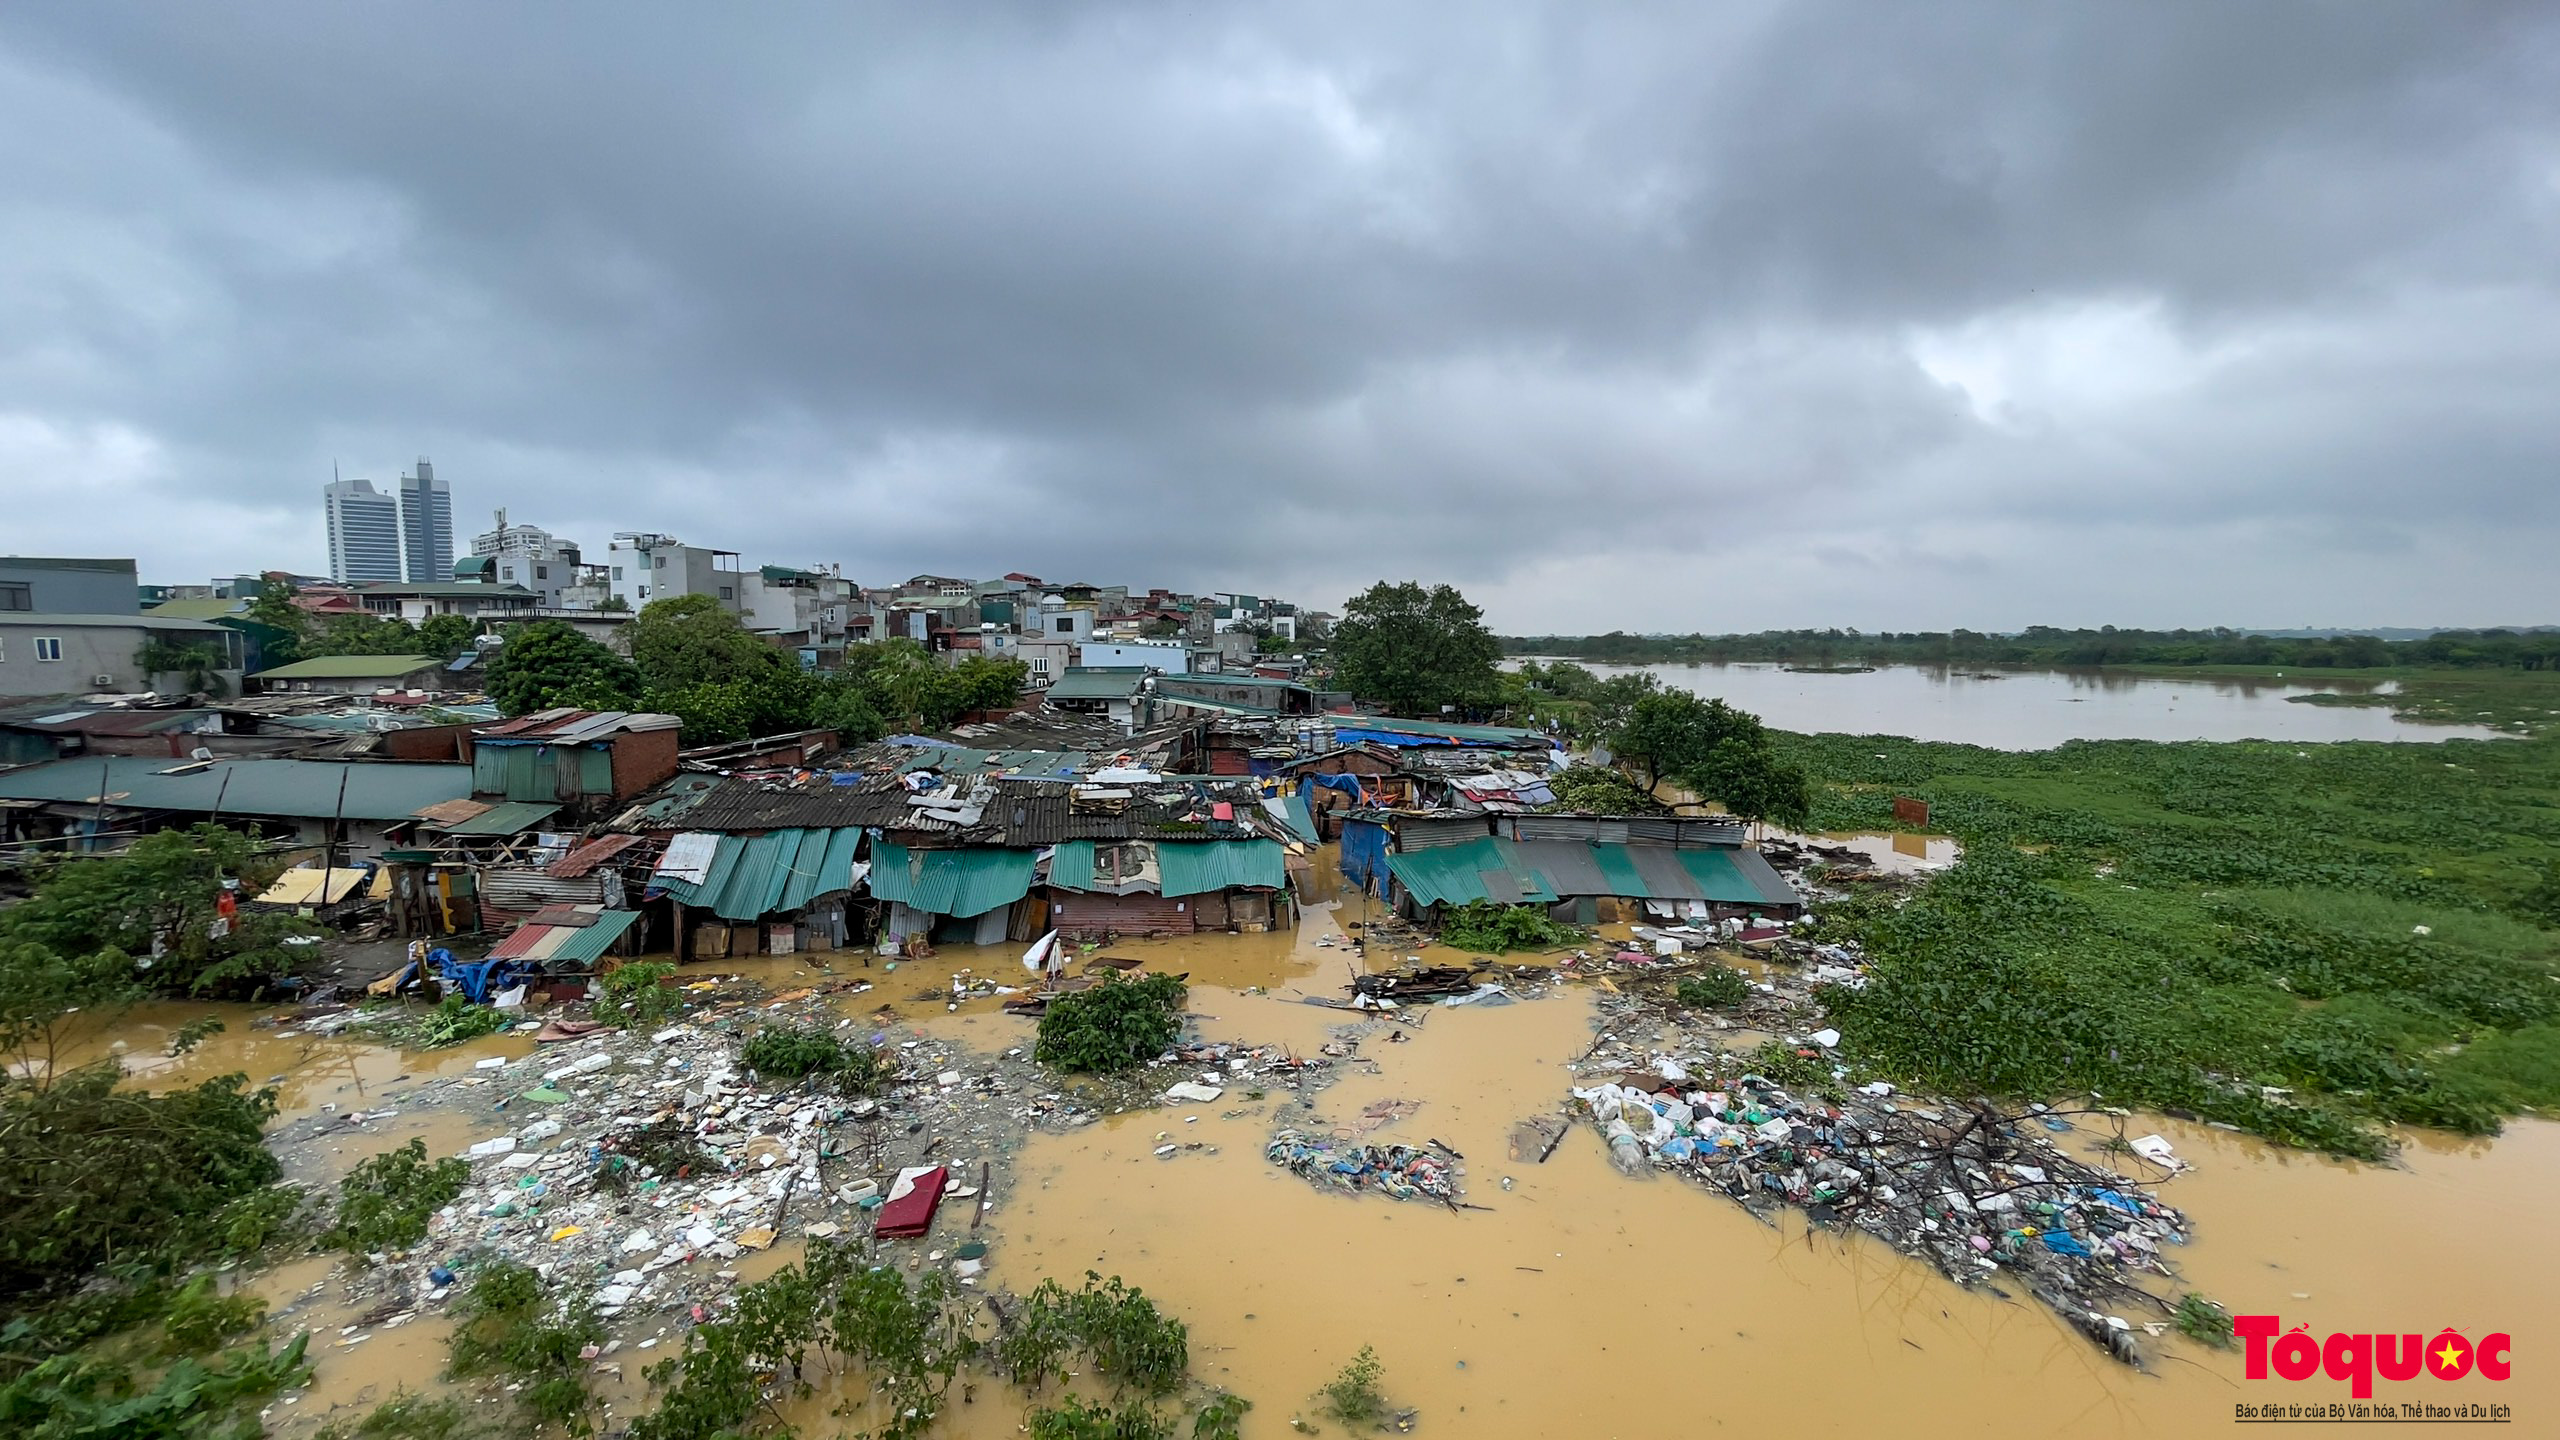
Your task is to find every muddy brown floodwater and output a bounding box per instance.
[61,894,2554,1436]
[973,983,2554,1438]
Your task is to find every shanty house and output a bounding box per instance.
[0,755,470,857]
[469,709,681,817]
[1352,808,1800,927]
[251,654,447,696]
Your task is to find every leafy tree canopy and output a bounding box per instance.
[303,613,423,658]
[0,825,307,1011]
[628,595,793,693]
[1330,581,1502,716]
[415,612,481,662]
[484,620,644,716]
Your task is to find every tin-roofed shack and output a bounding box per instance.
[1343,806,1803,930]
[609,758,1310,956]
[0,754,471,860]
[469,709,681,817]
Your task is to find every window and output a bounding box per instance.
[1031,656,1049,674]
[611,566,623,581]
[654,555,666,569]
[637,585,649,599]
[34,636,64,662]
[0,582,30,611]
[718,585,734,601]
[535,565,549,580]
[1054,618,1074,634]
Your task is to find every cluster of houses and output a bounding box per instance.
[4,543,1335,714]
[1,550,1800,976]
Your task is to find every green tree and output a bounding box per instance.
[628,594,792,693]
[483,621,644,716]
[943,655,1030,718]
[1689,742,1811,830]
[415,613,480,662]
[0,825,307,1001]
[1330,581,1502,715]
[134,637,233,698]
[241,580,312,667]
[304,613,424,658]
[1609,690,1764,791]
[840,639,944,730]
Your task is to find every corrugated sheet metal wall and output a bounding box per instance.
[483,870,607,911]
[1047,890,1197,937]
[1397,816,1489,850]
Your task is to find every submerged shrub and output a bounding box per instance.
[1673,968,1751,1009]
[591,961,682,1029]
[327,1139,468,1252]
[1034,973,1187,1074]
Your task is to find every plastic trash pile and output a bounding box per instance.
[1568,1057,2192,1367]
[1265,1128,1459,1203]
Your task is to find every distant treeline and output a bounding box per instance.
[1503,626,2560,671]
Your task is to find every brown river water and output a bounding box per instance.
[67,890,2550,1436]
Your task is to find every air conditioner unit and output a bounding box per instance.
[92,674,115,687]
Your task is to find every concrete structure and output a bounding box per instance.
[740,565,855,645]
[470,509,585,607]
[325,479,404,583]
[0,614,244,697]
[396,459,454,583]
[0,557,140,615]
[1077,640,1191,673]
[607,534,744,613]
[1031,601,1094,643]
[353,582,540,624]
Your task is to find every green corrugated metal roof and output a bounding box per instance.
[1155,839,1286,897]
[867,839,1035,917]
[1044,667,1150,701]
[656,827,865,921]
[252,654,441,680]
[1387,836,1557,908]
[1675,847,1794,906]
[1590,842,1649,897]
[432,800,561,836]
[1383,832,1792,911]
[1047,839,1097,891]
[0,756,470,821]
[546,908,641,964]
[146,598,248,620]
[1277,791,1319,845]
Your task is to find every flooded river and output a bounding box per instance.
[83,898,2547,1435]
[1521,661,2510,747]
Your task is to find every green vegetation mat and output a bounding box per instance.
[1781,672,2560,1156]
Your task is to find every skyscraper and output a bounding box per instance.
[324,478,403,583]
[396,458,453,583]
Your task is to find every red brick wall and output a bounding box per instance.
[609,727,682,800]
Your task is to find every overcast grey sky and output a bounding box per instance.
[3,3,2554,632]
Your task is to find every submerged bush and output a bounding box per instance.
[1318,1344,1388,1426]
[1034,973,1188,1074]
[447,1259,602,1433]
[327,1139,468,1252]
[1437,900,1576,953]
[739,1023,888,1092]
[590,961,682,1029]
[1673,967,1751,1009]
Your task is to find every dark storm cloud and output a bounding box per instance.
[1,2,2554,629]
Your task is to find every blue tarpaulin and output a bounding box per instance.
[1338,814,1394,898]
